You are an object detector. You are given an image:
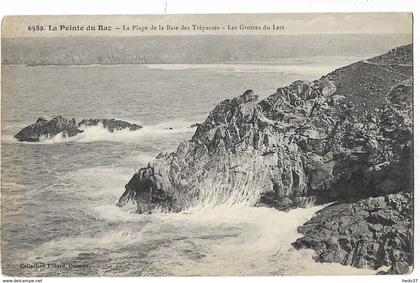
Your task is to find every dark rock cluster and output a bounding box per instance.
[292,192,413,273]
[78,118,142,132]
[14,116,142,142]
[118,44,413,272]
[14,115,82,142]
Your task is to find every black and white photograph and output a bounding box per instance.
[0,10,416,280]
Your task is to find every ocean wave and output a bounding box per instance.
[62,166,148,222]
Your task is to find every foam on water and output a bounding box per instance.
[24,203,378,275]
[61,166,136,217]
[1,134,19,144]
[25,229,147,263]
[140,206,378,276]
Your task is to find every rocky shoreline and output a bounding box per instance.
[14,115,142,142]
[118,44,413,273]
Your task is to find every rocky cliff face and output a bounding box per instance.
[117,44,413,271]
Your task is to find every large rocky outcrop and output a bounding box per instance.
[118,44,413,211]
[15,116,142,142]
[117,44,413,270]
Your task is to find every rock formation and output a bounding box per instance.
[118,44,413,272]
[14,116,142,142]
[14,115,82,142]
[78,118,142,132]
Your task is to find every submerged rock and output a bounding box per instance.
[78,118,142,132]
[15,116,142,142]
[14,115,82,142]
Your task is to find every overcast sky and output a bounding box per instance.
[2,13,412,38]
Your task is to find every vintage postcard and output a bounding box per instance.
[1,13,413,277]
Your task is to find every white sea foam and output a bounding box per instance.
[27,205,378,275]
[25,229,147,263]
[142,206,378,276]
[1,135,19,144]
[63,166,132,201]
[61,166,146,222]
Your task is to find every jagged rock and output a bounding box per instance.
[292,192,413,272]
[14,115,82,142]
[78,118,142,132]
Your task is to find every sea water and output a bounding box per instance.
[1,58,381,276]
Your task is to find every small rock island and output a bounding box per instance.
[14,115,142,142]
